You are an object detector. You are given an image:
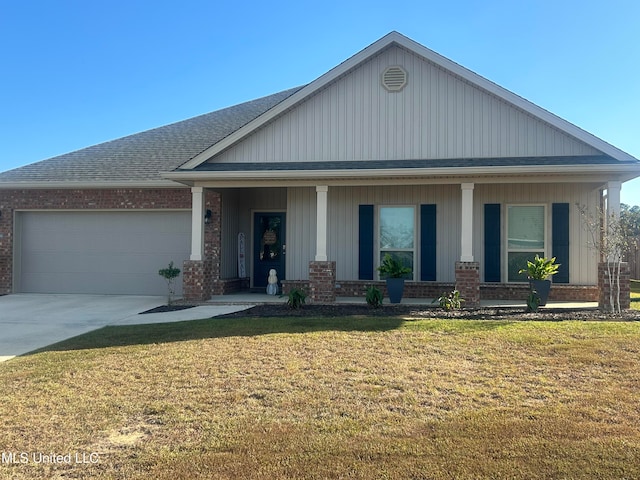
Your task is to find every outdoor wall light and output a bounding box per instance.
[204,209,212,224]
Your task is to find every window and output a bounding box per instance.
[379,206,415,279]
[507,205,546,282]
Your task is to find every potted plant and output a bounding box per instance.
[377,253,412,303]
[518,255,560,306]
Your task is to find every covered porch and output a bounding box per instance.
[178,175,626,310]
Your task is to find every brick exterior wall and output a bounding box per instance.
[598,262,631,311]
[182,260,207,300]
[308,261,336,303]
[455,261,480,307]
[480,283,598,302]
[0,188,192,295]
[281,280,310,295]
[336,280,456,299]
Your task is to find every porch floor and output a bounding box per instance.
[206,292,598,309]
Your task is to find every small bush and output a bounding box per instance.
[526,289,541,312]
[434,289,465,311]
[365,286,383,309]
[158,261,181,304]
[287,288,307,309]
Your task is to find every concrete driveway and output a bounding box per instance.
[0,294,253,362]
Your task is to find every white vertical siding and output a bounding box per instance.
[211,45,600,165]
[474,183,600,284]
[286,187,317,280]
[287,185,461,282]
[283,183,598,285]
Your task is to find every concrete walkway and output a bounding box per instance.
[0,294,253,362]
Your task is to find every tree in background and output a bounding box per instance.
[621,204,640,257]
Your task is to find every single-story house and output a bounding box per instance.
[1,32,639,307]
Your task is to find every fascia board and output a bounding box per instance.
[163,163,640,183]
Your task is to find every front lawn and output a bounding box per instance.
[1,317,639,479]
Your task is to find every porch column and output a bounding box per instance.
[460,183,474,262]
[190,186,204,261]
[457,183,480,307]
[607,181,621,221]
[183,186,208,302]
[309,185,336,303]
[315,186,329,261]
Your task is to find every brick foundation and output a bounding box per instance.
[336,280,456,299]
[286,279,599,304]
[455,261,480,307]
[308,261,336,303]
[598,262,631,311]
[182,260,207,301]
[212,277,249,295]
[480,283,598,302]
[282,280,310,295]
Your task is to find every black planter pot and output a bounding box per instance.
[386,278,405,304]
[530,279,551,306]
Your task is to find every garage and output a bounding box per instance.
[15,211,191,295]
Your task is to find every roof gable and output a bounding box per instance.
[181,31,635,169]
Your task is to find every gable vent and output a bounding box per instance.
[382,66,407,92]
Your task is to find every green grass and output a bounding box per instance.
[1,317,640,479]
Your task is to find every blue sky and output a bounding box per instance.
[1,1,639,204]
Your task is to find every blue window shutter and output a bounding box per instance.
[358,205,374,280]
[484,204,501,282]
[552,203,570,283]
[420,204,437,281]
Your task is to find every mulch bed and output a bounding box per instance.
[139,305,197,314]
[215,303,640,321]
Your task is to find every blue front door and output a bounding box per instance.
[253,212,286,290]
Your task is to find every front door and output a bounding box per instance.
[253,212,286,290]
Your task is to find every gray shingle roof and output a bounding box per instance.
[0,86,304,185]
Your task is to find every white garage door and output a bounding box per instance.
[16,211,191,295]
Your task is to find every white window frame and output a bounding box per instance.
[505,204,548,283]
[376,205,417,281]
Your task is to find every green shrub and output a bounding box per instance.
[365,286,383,309]
[526,289,541,312]
[287,288,307,309]
[434,289,465,311]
